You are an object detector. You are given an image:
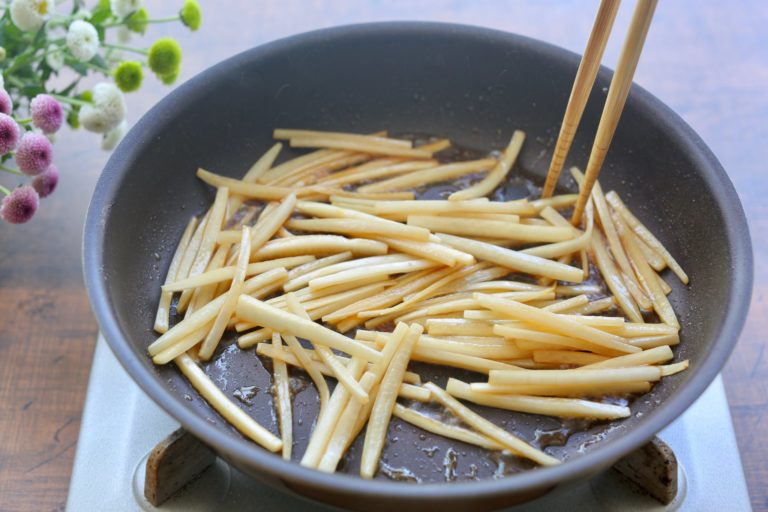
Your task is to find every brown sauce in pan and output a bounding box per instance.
[169,136,651,483]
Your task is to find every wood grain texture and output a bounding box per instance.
[0,1,765,510]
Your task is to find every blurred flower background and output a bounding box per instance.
[0,0,200,224]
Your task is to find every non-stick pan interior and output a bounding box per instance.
[86,22,751,509]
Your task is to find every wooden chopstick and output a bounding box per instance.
[570,0,658,225]
[541,0,621,199]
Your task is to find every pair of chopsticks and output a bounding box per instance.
[541,0,658,225]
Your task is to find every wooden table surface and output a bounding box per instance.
[0,1,765,510]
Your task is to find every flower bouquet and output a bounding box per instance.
[0,0,201,224]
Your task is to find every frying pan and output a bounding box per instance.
[83,22,752,511]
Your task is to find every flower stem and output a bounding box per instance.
[6,75,26,89]
[102,43,148,56]
[0,164,22,176]
[15,117,32,125]
[49,94,90,107]
[103,16,181,28]
[0,183,10,196]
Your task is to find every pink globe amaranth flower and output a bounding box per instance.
[0,113,20,155]
[15,132,53,176]
[0,89,12,115]
[31,94,64,134]
[0,185,39,224]
[32,164,59,198]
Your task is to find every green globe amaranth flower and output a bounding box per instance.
[66,108,80,129]
[0,48,6,61]
[148,37,182,78]
[159,70,178,85]
[179,0,201,31]
[126,7,148,34]
[79,90,93,102]
[114,61,143,92]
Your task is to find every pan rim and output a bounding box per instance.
[82,21,753,503]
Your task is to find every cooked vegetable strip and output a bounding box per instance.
[289,136,432,158]
[372,199,536,217]
[446,379,630,420]
[660,360,689,376]
[186,243,231,317]
[275,129,411,147]
[361,324,422,478]
[287,217,431,242]
[198,227,251,361]
[469,381,651,397]
[260,148,348,183]
[589,181,651,309]
[358,158,497,193]
[296,201,435,241]
[523,206,594,259]
[196,168,316,200]
[175,353,282,452]
[530,194,579,211]
[374,236,474,267]
[287,251,353,281]
[489,366,661,386]
[177,188,229,312]
[247,193,297,255]
[542,295,591,313]
[437,233,583,283]
[425,383,559,466]
[449,130,525,200]
[318,160,438,187]
[616,213,679,327]
[582,345,674,369]
[309,259,439,290]
[532,350,608,366]
[284,254,413,292]
[270,334,293,460]
[605,190,688,284]
[236,295,381,362]
[628,333,680,349]
[409,215,573,243]
[476,294,639,354]
[163,255,314,292]
[253,236,388,259]
[589,232,643,323]
[154,216,197,333]
[371,332,522,374]
[241,142,283,183]
[391,404,502,450]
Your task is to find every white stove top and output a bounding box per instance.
[66,337,752,511]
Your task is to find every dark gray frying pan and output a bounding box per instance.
[83,22,752,511]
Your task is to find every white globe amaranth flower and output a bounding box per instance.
[66,20,99,62]
[110,0,142,19]
[10,0,50,31]
[101,119,127,150]
[79,83,127,134]
[45,45,64,71]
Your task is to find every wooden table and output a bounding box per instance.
[0,1,765,510]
